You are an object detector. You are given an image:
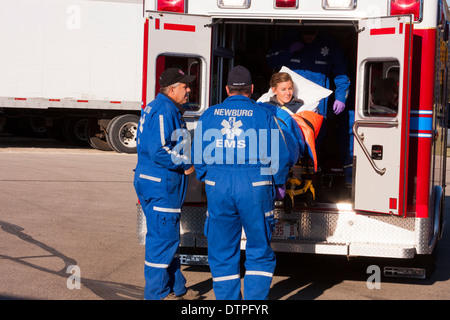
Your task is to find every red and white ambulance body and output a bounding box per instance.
[141,0,449,277]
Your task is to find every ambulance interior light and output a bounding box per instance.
[390,0,423,22]
[322,0,356,10]
[218,0,251,9]
[157,0,186,13]
[275,0,298,9]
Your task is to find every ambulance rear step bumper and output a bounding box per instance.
[179,254,209,266]
[181,235,416,259]
[383,266,426,279]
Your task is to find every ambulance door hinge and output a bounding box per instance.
[205,19,222,28]
[353,21,365,33]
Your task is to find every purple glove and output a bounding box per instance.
[276,185,286,200]
[333,100,345,115]
[289,41,304,53]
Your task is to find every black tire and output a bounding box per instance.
[63,117,89,147]
[106,114,139,153]
[46,118,67,142]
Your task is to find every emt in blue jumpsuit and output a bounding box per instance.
[193,66,293,300]
[267,26,353,184]
[134,68,198,300]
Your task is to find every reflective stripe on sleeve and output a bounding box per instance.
[159,114,188,161]
[153,206,181,213]
[265,210,274,217]
[139,174,161,182]
[252,181,272,187]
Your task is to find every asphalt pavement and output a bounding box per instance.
[1,134,450,303]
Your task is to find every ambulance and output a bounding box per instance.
[140,0,449,278]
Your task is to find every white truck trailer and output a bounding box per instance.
[0,0,144,153]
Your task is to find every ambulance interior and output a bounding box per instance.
[159,19,401,210]
[211,19,361,209]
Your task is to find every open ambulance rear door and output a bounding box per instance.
[353,16,413,216]
[143,11,212,115]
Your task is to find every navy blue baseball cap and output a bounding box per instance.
[159,68,196,87]
[227,66,252,87]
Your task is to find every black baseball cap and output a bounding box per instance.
[159,68,196,87]
[227,65,252,87]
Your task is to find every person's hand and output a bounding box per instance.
[289,41,304,53]
[333,100,345,115]
[275,185,286,200]
[184,165,195,175]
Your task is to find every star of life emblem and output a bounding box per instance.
[221,117,243,139]
[321,46,329,57]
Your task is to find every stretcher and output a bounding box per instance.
[283,110,323,213]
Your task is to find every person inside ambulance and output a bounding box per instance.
[264,72,323,172]
[267,26,350,118]
[192,66,292,300]
[133,68,199,300]
[260,72,305,176]
[267,25,353,187]
[267,71,304,113]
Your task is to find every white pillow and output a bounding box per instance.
[257,66,332,113]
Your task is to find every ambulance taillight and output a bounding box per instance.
[274,0,298,9]
[157,0,186,13]
[390,0,423,22]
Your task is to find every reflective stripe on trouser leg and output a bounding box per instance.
[140,200,186,300]
[239,183,276,300]
[244,270,274,300]
[212,273,242,300]
[204,176,243,300]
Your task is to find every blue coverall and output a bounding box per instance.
[193,95,293,300]
[267,32,350,117]
[267,31,353,182]
[133,93,192,300]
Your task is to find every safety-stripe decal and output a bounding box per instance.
[164,23,195,32]
[410,110,433,139]
[370,27,396,36]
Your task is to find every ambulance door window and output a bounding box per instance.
[363,60,400,117]
[155,55,202,111]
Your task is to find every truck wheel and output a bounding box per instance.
[63,117,89,147]
[85,118,112,151]
[106,114,139,153]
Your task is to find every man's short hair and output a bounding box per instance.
[227,85,253,95]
